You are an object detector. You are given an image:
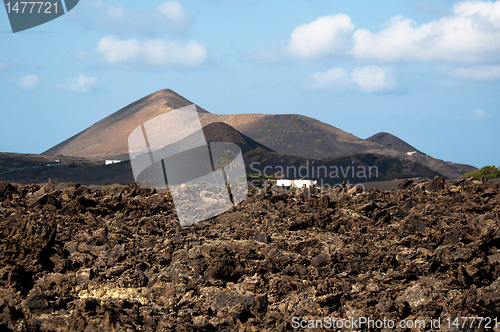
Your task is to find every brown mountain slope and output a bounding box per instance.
[199,114,475,178]
[366,132,422,154]
[42,89,208,158]
[199,113,382,158]
[41,89,475,179]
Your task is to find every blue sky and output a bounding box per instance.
[1,0,499,168]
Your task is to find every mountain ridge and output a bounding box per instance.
[43,89,208,158]
[41,89,476,179]
[366,132,422,154]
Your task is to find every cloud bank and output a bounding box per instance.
[452,65,500,81]
[352,1,500,63]
[248,0,500,84]
[306,66,396,93]
[96,36,208,68]
[288,14,354,60]
[11,75,40,91]
[56,74,99,93]
[71,0,190,35]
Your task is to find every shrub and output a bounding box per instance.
[466,166,500,180]
[259,129,264,132]
[109,166,120,172]
[83,165,96,171]
[244,146,270,159]
[268,129,273,132]
[316,139,324,144]
[275,124,282,128]
[265,124,271,127]
[67,163,78,168]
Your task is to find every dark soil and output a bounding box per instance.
[0,177,499,331]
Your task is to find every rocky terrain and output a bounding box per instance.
[0,177,499,331]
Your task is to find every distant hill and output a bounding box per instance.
[200,114,475,179]
[42,89,208,159]
[41,89,476,179]
[366,132,422,154]
[199,113,381,159]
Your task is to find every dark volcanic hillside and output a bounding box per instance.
[200,113,380,159]
[201,114,475,179]
[366,132,422,154]
[202,122,274,155]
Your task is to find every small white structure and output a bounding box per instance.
[406,151,417,156]
[105,160,122,165]
[277,179,317,188]
[277,179,291,187]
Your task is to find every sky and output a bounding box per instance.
[0,0,499,168]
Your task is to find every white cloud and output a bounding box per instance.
[352,1,500,63]
[452,65,500,80]
[158,1,189,29]
[306,66,397,93]
[56,74,98,93]
[70,0,190,35]
[305,67,351,91]
[249,1,500,67]
[96,35,208,68]
[351,66,396,92]
[472,108,487,119]
[288,14,355,59]
[96,36,141,63]
[13,75,40,91]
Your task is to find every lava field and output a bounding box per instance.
[0,177,499,331]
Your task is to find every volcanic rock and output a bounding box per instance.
[0,177,499,330]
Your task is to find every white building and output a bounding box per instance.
[277,179,317,188]
[105,160,122,165]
